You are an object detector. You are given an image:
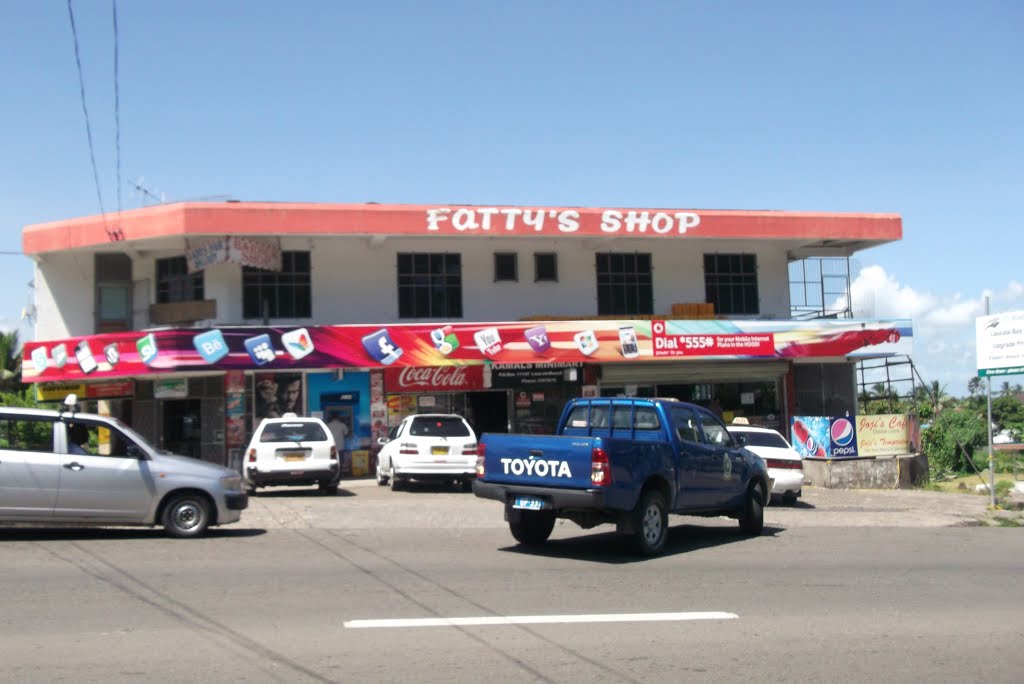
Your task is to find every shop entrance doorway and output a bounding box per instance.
[163,399,202,459]
[466,391,509,435]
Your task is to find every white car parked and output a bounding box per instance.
[376,414,478,491]
[727,422,805,505]
[242,414,340,495]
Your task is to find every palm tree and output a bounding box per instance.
[1001,381,1012,397]
[0,330,21,393]
[929,380,948,414]
[967,377,982,397]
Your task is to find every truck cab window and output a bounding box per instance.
[700,414,732,446]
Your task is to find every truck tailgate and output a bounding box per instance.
[479,433,597,489]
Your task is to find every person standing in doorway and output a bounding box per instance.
[327,412,352,476]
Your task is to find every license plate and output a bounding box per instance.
[513,496,544,511]
[431,446,448,456]
[283,453,305,462]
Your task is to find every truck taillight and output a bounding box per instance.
[591,447,612,486]
[330,446,338,460]
[475,443,486,478]
[247,448,256,463]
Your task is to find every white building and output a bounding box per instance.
[22,201,911,468]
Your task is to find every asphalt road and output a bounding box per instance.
[2,484,1022,683]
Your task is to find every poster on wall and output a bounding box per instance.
[791,416,859,459]
[254,372,304,420]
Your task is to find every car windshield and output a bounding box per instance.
[409,417,470,437]
[260,422,328,442]
[737,430,791,449]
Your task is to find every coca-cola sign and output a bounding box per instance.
[385,365,485,392]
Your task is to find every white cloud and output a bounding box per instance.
[847,266,1024,396]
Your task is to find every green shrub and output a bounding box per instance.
[921,409,988,473]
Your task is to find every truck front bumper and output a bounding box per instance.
[473,480,608,510]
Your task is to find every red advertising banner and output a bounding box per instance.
[651,321,775,357]
[21,318,913,383]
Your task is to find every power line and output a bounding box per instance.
[66,0,123,241]
[66,0,107,220]
[113,0,122,217]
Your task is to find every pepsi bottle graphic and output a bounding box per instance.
[792,418,827,458]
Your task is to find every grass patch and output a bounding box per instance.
[924,472,1022,495]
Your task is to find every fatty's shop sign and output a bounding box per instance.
[650,321,775,357]
[425,208,701,235]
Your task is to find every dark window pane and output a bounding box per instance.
[704,253,759,315]
[535,253,557,281]
[494,253,517,281]
[596,252,653,315]
[397,252,463,318]
[242,251,311,319]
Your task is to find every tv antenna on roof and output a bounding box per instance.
[131,177,166,205]
[131,177,232,206]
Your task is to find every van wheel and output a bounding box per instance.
[162,493,211,539]
[460,478,474,493]
[319,482,339,495]
[631,489,668,556]
[376,464,388,486]
[509,510,555,546]
[739,483,765,535]
[389,466,403,491]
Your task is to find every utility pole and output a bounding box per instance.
[985,296,996,507]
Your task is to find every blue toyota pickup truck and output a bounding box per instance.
[473,397,771,556]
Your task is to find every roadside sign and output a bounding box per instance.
[976,310,1024,378]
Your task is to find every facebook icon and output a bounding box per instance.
[362,328,403,365]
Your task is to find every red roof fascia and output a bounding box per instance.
[22,202,902,255]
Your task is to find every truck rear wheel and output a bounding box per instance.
[631,489,668,556]
[509,510,555,546]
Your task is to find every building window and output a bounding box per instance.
[494,253,518,282]
[397,253,462,318]
[95,253,132,333]
[596,253,653,315]
[156,256,204,304]
[534,253,558,282]
[243,251,311,319]
[704,253,759,315]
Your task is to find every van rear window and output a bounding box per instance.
[409,417,470,437]
[260,422,328,442]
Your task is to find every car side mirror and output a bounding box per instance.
[377,437,388,445]
[735,434,748,446]
[126,444,146,459]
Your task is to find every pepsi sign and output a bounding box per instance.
[829,416,859,458]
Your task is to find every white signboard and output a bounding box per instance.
[976,310,1024,377]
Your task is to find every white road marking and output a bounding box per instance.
[343,611,738,629]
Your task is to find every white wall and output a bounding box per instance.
[34,254,95,339]
[34,235,796,337]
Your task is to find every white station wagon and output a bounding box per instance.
[376,414,478,491]
[0,396,247,537]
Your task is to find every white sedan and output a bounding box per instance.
[727,423,805,505]
[376,414,478,491]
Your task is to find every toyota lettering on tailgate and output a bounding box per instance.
[500,458,572,478]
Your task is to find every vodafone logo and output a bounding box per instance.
[393,366,474,390]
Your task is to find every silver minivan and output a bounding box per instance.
[0,396,247,537]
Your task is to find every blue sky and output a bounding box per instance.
[2,1,1022,395]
